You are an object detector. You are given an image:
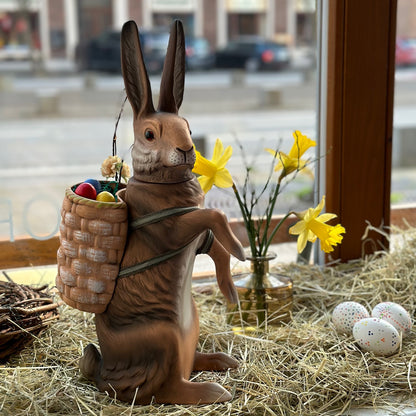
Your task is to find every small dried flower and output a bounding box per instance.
[101,156,130,182]
[101,155,119,177]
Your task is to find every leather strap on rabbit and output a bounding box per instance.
[118,238,195,279]
[129,206,199,230]
[118,206,214,279]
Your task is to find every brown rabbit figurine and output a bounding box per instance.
[78,20,246,405]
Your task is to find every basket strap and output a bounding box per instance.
[130,206,199,230]
[118,238,196,279]
[118,229,214,279]
[119,207,213,279]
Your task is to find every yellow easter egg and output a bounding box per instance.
[96,191,116,202]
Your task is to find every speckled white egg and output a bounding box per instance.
[332,301,370,334]
[372,302,412,338]
[353,317,400,356]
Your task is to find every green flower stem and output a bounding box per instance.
[263,211,294,256]
[232,183,258,256]
[233,180,291,258]
[252,257,267,326]
[258,181,281,256]
[230,140,312,259]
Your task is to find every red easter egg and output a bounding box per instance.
[75,182,97,200]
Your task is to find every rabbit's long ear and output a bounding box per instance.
[121,20,155,117]
[158,20,185,114]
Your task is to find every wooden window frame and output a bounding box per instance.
[325,0,397,261]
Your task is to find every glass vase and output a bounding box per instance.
[227,253,293,328]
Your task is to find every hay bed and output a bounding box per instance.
[2,229,416,415]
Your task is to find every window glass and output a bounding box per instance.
[0,1,318,250]
[392,0,416,207]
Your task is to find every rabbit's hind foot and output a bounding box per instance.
[193,351,239,372]
[155,379,232,404]
[79,343,101,381]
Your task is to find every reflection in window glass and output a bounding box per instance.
[0,1,318,244]
[392,0,416,206]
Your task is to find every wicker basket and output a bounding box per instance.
[56,182,128,314]
[0,281,59,362]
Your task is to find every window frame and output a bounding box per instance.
[324,0,397,261]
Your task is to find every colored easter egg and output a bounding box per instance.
[96,191,116,203]
[75,182,97,200]
[353,317,400,356]
[372,302,412,338]
[84,178,102,194]
[332,301,370,334]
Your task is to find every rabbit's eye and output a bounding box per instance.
[145,129,155,141]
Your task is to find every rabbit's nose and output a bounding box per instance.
[172,147,196,165]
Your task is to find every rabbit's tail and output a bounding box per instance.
[79,343,101,381]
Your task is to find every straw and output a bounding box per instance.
[1,227,416,415]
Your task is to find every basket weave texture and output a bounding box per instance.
[56,183,128,313]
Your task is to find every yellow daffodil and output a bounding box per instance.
[192,138,234,193]
[266,130,316,179]
[289,195,346,254]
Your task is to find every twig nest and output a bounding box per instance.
[0,281,59,362]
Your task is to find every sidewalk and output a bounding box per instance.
[0,58,77,76]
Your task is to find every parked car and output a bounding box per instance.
[396,38,416,67]
[76,28,169,74]
[76,30,120,72]
[76,28,214,74]
[185,37,215,70]
[140,29,170,73]
[215,36,290,71]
